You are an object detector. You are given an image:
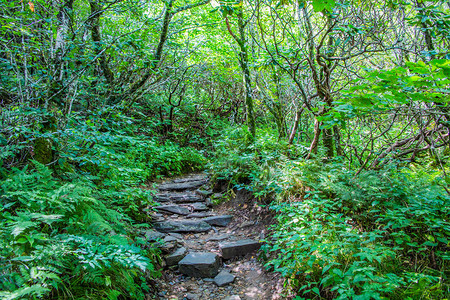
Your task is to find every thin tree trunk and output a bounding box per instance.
[225,5,255,139]
[307,118,321,158]
[289,107,303,144]
[89,1,114,85]
[237,9,256,138]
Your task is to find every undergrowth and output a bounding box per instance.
[0,105,206,299]
[209,125,450,299]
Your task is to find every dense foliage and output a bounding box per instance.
[0,108,206,299]
[1,0,450,298]
[209,129,449,299]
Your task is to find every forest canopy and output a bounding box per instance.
[1,0,449,298]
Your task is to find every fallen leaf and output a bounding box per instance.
[28,1,35,12]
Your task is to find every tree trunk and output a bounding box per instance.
[323,127,334,158]
[237,9,256,139]
[333,125,342,156]
[307,118,321,158]
[36,0,73,166]
[89,1,114,85]
[288,108,303,144]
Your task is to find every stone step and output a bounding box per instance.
[158,180,208,191]
[219,239,261,259]
[214,270,235,286]
[195,189,213,198]
[166,247,187,266]
[184,202,208,212]
[154,220,212,233]
[178,252,221,278]
[155,204,191,215]
[186,212,214,218]
[142,229,165,242]
[172,174,208,183]
[155,192,203,203]
[202,215,233,227]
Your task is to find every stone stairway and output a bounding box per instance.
[146,173,277,300]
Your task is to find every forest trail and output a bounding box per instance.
[147,173,284,300]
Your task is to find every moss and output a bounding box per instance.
[34,137,53,165]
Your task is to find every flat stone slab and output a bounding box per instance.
[224,296,241,300]
[163,235,178,243]
[166,247,187,266]
[195,189,213,198]
[173,175,208,183]
[187,212,214,218]
[214,270,235,286]
[154,220,211,233]
[143,229,165,241]
[178,252,221,278]
[203,215,233,227]
[168,233,184,239]
[158,180,208,191]
[156,204,190,215]
[219,239,261,259]
[155,193,202,203]
[186,202,208,211]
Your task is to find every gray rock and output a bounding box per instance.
[214,270,235,286]
[169,233,184,239]
[213,193,224,199]
[160,241,177,253]
[202,215,233,227]
[158,180,208,191]
[195,189,213,198]
[173,175,208,183]
[224,296,241,300]
[155,193,202,203]
[149,212,164,218]
[206,234,230,242]
[185,293,200,300]
[163,235,178,243]
[186,202,208,211]
[155,204,191,215]
[143,229,165,241]
[187,212,214,218]
[154,220,212,233]
[178,252,221,278]
[205,198,213,207]
[166,247,187,266]
[219,239,261,259]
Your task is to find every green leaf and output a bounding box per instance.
[312,287,320,295]
[312,0,336,12]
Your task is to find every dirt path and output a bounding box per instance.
[146,173,284,300]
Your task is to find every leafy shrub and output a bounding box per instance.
[0,163,158,299]
[209,125,449,299]
[0,105,207,299]
[263,161,449,299]
[208,125,306,196]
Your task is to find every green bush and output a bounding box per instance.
[208,126,449,299]
[263,161,449,299]
[0,105,207,299]
[0,163,157,299]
